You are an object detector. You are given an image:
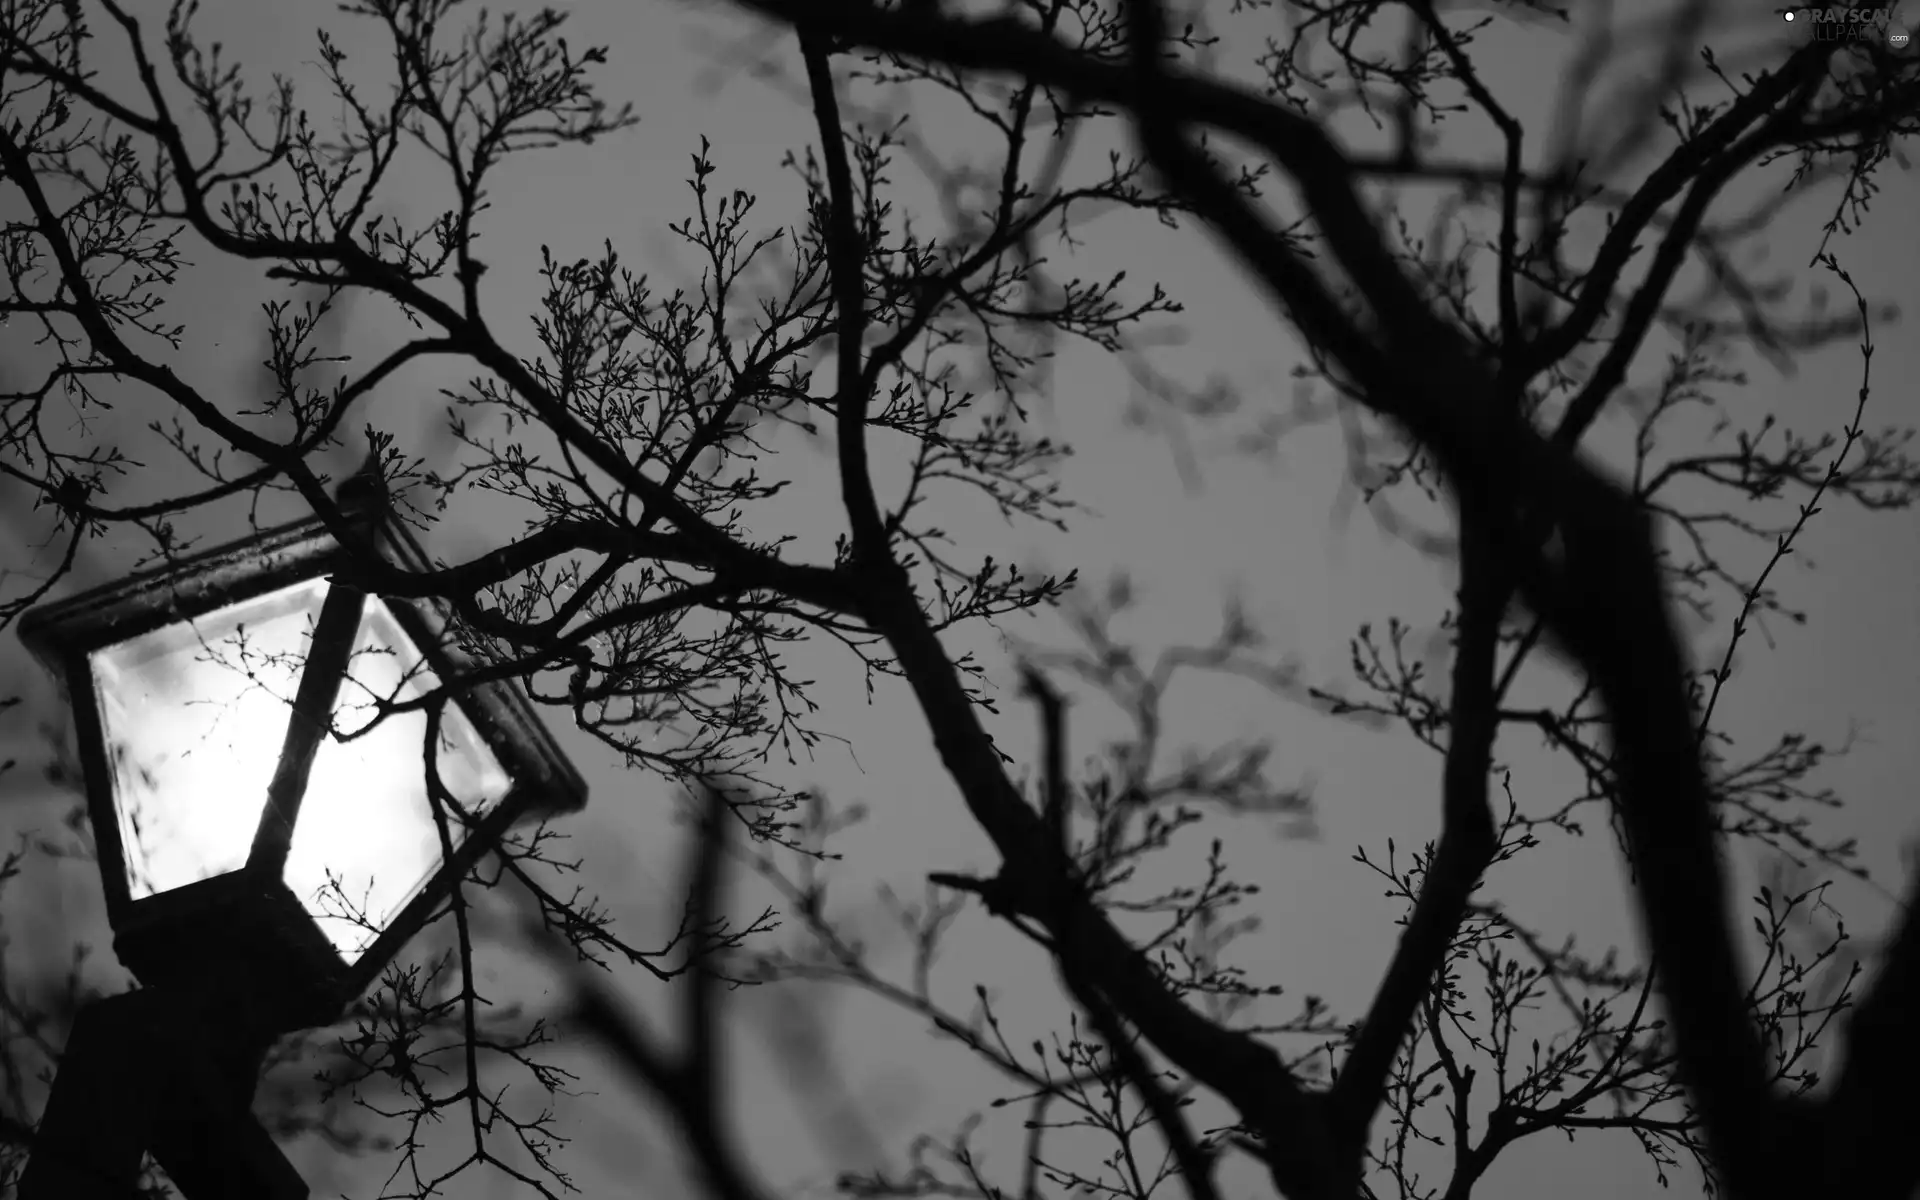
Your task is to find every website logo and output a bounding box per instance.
[1782,5,1916,48]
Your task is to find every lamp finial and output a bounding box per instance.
[334,444,389,519]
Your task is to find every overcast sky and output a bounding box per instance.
[2,2,1918,1199]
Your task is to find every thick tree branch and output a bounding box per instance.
[1023,668,1224,1200]
[326,521,706,599]
[1328,515,1502,1168]
[1823,876,1920,1196]
[1521,44,1830,378]
[874,566,1339,1199]
[1549,86,1824,450]
[799,33,889,558]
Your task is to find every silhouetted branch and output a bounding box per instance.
[1021,666,1223,1200]
[537,779,777,1200]
[1329,513,1501,1170]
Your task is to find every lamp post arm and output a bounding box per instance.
[17,991,159,1200]
[20,988,308,1200]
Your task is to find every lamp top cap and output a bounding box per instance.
[334,450,390,520]
[13,452,412,668]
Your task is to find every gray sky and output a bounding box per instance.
[2,1,1918,1198]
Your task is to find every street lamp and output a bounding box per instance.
[13,476,587,1198]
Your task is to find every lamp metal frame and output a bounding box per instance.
[16,495,588,1031]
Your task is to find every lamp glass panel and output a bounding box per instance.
[287,597,511,962]
[91,579,329,899]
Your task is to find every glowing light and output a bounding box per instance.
[94,580,327,898]
[90,581,511,963]
[290,598,510,959]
